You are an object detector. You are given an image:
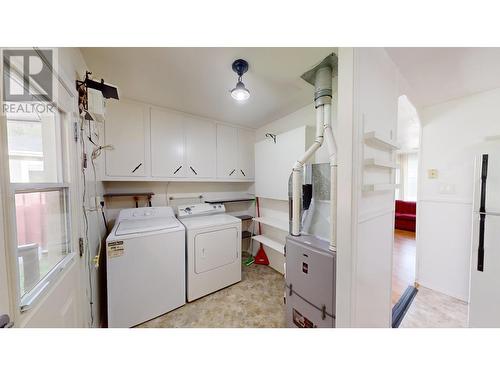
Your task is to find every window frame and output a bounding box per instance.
[3,87,76,313]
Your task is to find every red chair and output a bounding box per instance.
[395,200,416,232]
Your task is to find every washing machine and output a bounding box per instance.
[106,207,185,328]
[177,203,242,302]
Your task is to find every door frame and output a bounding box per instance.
[0,48,87,327]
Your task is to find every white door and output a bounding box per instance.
[237,128,255,179]
[469,151,500,327]
[151,108,186,177]
[469,213,500,327]
[105,99,148,177]
[185,116,216,178]
[0,49,88,328]
[194,228,238,274]
[0,179,12,325]
[216,124,238,179]
[1,108,84,327]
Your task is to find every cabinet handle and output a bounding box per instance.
[131,163,142,173]
[229,169,236,176]
[240,169,246,177]
[190,166,198,175]
[478,154,488,272]
[173,165,182,175]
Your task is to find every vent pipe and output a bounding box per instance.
[291,53,337,251]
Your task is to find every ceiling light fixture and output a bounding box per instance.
[230,59,250,101]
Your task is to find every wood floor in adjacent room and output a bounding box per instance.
[392,229,416,306]
[393,229,469,328]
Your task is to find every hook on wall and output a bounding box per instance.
[265,133,277,143]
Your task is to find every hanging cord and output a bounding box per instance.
[100,201,109,233]
[80,118,114,327]
[80,117,94,327]
[89,142,113,269]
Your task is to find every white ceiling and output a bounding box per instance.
[80,47,337,128]
[386,47,500,108]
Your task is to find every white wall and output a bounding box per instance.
[254,93,337,273]
[103,181,254,226]
[336,48,401,327]
[59,47,106,327]
[255,105,315,272]
[417,87,500,301]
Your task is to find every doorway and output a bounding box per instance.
[392,96,420,325]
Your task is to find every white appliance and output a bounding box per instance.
[106,207,185,328]
[469,151,500,327]
[177,203,242,302]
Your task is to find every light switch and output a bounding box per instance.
[428,169,438,179]
[439,183,456,195]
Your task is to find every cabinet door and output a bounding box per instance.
[150,108,186,177]
[105,100,148,177]
[185,116,216,178]
[216,124,238,179]
[237,128,255,179]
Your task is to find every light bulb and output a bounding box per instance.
[231,81,250,101]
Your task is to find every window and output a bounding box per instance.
[5,85,72,309]
[14,190,70,296]
[396,152,418,202]
[7,111,62,184]
[405,153,418,201]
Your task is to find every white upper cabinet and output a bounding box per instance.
[102,99,254,181]
[216,124,255,180]
[104,99,149,177]
[184,116,217,178]
[216,124,238,178]
[237,128,255,179]
[151,108,186,177]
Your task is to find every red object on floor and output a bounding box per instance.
[254,197,269,265]
[254,246,270,265]
[395,200,416,232]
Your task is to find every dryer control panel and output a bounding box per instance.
[177,203,226,218]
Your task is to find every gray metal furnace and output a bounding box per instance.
[285,234,336,328]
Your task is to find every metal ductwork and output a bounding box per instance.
[290,53,338,251]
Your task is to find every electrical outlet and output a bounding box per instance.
[439,183,456,195]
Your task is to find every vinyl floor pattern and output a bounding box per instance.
[138,261,286,328]
[400,286,468,328]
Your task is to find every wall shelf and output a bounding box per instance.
[236,215,253,221]
[363,131,400,150]
[103,192,154,207]
[363,158,398,169]
[204,198,255,204]
[252,235,285,254]
[362,183,399,192]
[242,230,252,239]
[252,217,289,232]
